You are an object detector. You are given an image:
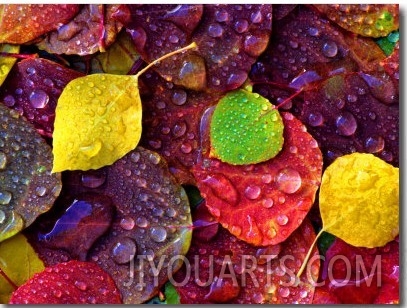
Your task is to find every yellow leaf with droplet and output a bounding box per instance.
[297,153,398,278]
[0,233,45,303]
[52,42,196,172]
[319,153,399,248]
[0,44,19,86]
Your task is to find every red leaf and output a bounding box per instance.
[0,58,83,137]
[174,203,320,304]
[0,4,80,44]
[192,112,323,246]
[9,260,122,304]
[380,42,399,83]
[313,238,399,304]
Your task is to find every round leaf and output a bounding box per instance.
[210,89,284,165]
[319,153,399,247]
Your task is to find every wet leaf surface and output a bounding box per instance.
[9,260,122,304]
[313,237,399,304]
[0,58,83,137]
[26,147,192,304]
[0,104,62,242]
[0,44,19,87]
[313,4,399,38]
[0,233,45,303]
[37,5,127,56]
[193,113,323,246]
[174,203,319,304]
[0,4,80,44]
[118,4,272,92]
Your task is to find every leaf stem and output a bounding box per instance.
[135,42,197,78]
[296,228,324,278]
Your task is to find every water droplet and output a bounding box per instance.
[266,227,277,239]
[3,95,15,107]
[168,34,179,43]
[208,23,224,37]
[234,19,249,33]
[0,210,5,223]
[136,217,149,228]
[231,225,242,236]
[347,94,357,102]
[215,9,229,22]
[365,136,385,153]
[171,89,187,105]
[336,112,357,136]
[35,186,47,197]
[308,27,319,36]
[29,89,49,109]
[0,191,12,205]
[53,289,62,298]
[26,67,36,75]
[120,217,135,230]
[81,171,106,188]
[261,174,272,184]
[308,112,324,127]
[276,168,302,194]
[299,290,308,298]
[131,152,140,163]
[0,151,7,170]
[173,121,187,137]
[289,40,298,49]
[277,214,289,226]
[279,287,290,298]
[244,185,261,200]
[368,112,377,120]
[150,226,167,242]
[322,41,338,58]
[112,237,137,264]
[74,280,88,291]
[262,198,274,208]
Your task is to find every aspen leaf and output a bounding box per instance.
[0,233,45,303]
[319,153,399,247]
[52,42,196,172]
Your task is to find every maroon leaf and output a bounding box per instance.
[0,4,80,44]
[119,4,272,92]
[192,112,323,246]
[313,238,399,304]
[380,41,399,83]
[36,5,127,55]
[174,203,320,304]
[140,72,222,185]
[26,147,192,304]
[0,58,83,137]
[273,5,297,20]
[9,260,122,304]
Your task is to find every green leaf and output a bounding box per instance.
[375,31,399,56]
[210,89,284,165]
[0,44,19,86]
[0,233,45,303]
[52,42,196,172]
[164,282,180,305]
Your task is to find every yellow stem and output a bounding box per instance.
[135,42,197,78]
[297,228,325,278]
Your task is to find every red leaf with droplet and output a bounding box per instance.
[0,58,83,137]
[119,4,272,92]
[140,72,222,185]
[9,260,122,304]
[37,5,127,55]
[193,112,323,246]
[380,41,399,83]
[0,4,80,44]
[174,203,320,304]
[313,238,399,304]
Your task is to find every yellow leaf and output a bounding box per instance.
[0,233,45,303]
[0,44,19,86]
[319,153,399,248]
[52,42,196,172]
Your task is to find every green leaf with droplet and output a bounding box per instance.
[52,42,197,172]
[375,30,399,56]
[297,153,399,277]
[210,89,284,165]
[0,44,19,86]
[0,233,45,303]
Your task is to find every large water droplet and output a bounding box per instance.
[3,95,15,107]
[171,89,187,105]
[365,136,385,153]
[173,121,187,137]
[208,23,224,37]
[276,214,289,226]
[136,216,149,228]
[262,198,274,208]
[279,287,290,298]
[276,168,302,194]
[308,112,324,127]
[0,151,7,170]
[322,41,338,58]
[215,9,229,22]
[150,226,167,242]
[336,112,357,136]
[234,19,249,33]
[0,191,12,205]
[35,186,47,197]
[244,185,261,200]
[112,237,137,264]
[308,27,319,36]
[29,89,49,109]
[120,217,135,230]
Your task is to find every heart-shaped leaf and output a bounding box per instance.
[0,104,62,242]
[52,42,196,172]
[193,112,323,246]
[210,89,284,165]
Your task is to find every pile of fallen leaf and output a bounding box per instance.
[0,4,399,304]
